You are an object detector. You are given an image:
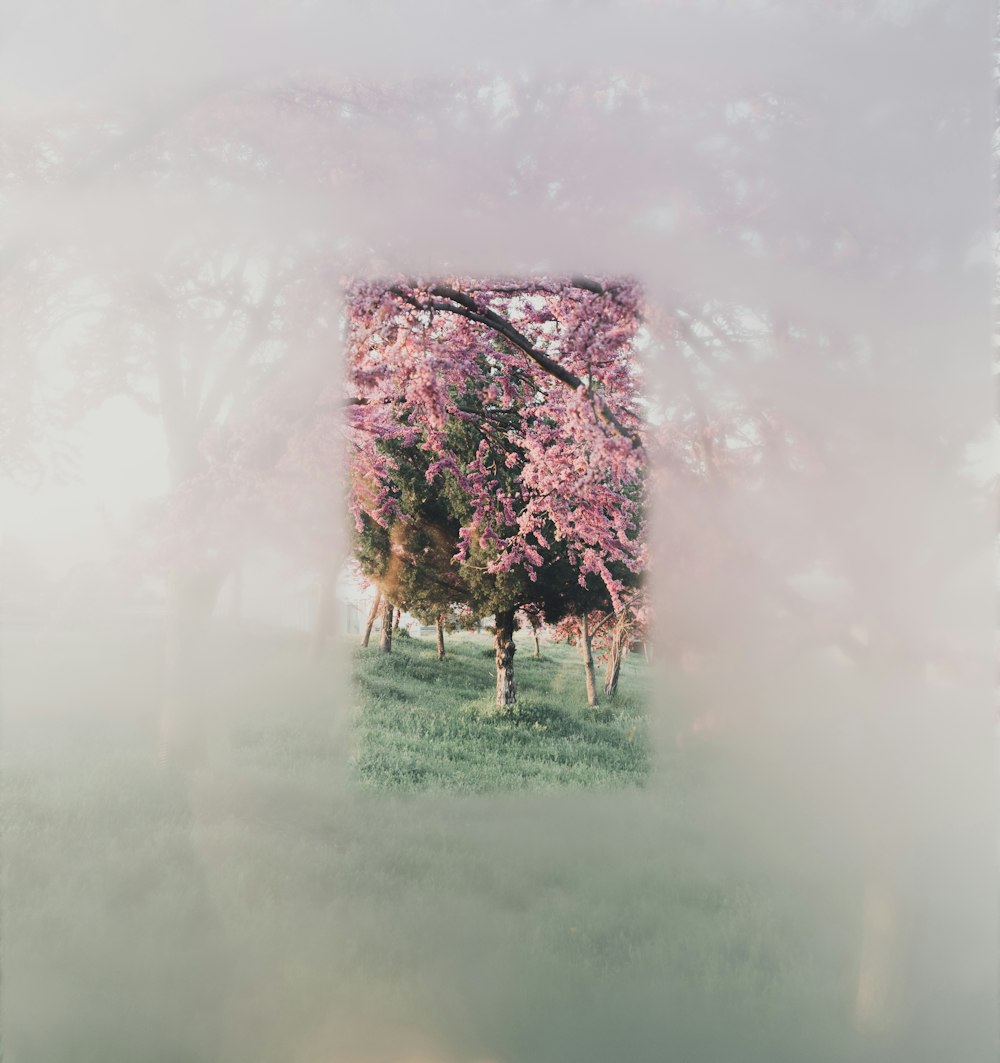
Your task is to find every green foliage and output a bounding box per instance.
[353,427,519,626]
[352,353,645,633]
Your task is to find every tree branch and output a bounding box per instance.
[388,284,644,452]
[591,588,644,639]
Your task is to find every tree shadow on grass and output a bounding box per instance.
[351,636,650,793]
[477,697,585,734]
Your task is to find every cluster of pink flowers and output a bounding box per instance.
[346,276,647,603]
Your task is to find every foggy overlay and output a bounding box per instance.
[1,2,996,1062]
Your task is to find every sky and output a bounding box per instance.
[0,395,167,579]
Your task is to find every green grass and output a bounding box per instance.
[351,633,650,793]
[0,624,869,1063]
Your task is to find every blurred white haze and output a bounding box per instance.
[0,2,996,1062]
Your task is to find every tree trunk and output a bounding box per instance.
[494,608,517,707]
[361,589,382,648]
[604,612,631,698]
[581,613,599,707]
[393,608,401,632]
[533,628,540,658]
[378,599,394,653]
[436,613,446,659]
[604,638,622,699]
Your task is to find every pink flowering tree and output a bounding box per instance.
[346,275,648,707]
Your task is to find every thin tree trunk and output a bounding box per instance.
[393,608,401,632]
[604,635,623,699]
[532,628,540,658]
[361,589,382,648]
[604,612,631,698]
[436,613,446,659]
[379,599,394,653]
[581,613,599,707]
[494,608,517,707]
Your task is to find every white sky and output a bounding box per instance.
[0,395,167,579]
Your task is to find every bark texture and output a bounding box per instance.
[379,599,394,653]
[436,613,446,659]
[361,590,382,648]
[603,612,632,698]
[494,608,517,707]
[581,613,598,707]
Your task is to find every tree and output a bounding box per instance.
[347,275,647,705]
[353,424,473,657]
[602,594,649,699]
[519,604,544,659]
[360,586,382,649]
[352,408,531,685]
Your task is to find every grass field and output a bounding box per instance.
[0,623,869,1063]
[352,632,650,793]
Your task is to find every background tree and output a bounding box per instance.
[519,604,544,659]
[353,429,471,656]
